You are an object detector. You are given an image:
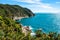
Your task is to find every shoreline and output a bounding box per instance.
[13,16,29,20]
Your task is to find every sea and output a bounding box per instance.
[17,13,60,34]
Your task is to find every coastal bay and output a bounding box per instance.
[18,13,60,33]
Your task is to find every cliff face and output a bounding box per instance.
[0,4,34,19]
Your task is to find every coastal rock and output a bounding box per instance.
[22,26,31,36]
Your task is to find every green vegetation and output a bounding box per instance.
[0,4,60,40]
[0,16,24,40]
[0,16,60,40]
[0,4,34,19]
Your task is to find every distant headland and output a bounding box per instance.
[0,4,35,20]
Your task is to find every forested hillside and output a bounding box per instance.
[0,4,60,40]
[0,4,34,19]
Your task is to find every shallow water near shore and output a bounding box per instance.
[18,13,60,33]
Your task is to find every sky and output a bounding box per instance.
[0,0,60,13]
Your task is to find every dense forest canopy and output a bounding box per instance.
[0,4,34,19]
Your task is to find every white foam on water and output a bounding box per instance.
[30,32,36,36]
[29,26,33,30]
[39,28,42,30]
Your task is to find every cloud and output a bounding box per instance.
[31,8,60,13]
[12,0,41,4]
[12,0,35,3]
[14,0,53,9]
[27,4,59,13]
[12,0,60,13]
[56,2,60,3]
[40,4,53,9]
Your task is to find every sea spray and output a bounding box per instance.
[29,26,33,30]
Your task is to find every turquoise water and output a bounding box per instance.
[18,13,60,33]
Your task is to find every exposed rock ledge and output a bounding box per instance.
[13,16,29,20]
